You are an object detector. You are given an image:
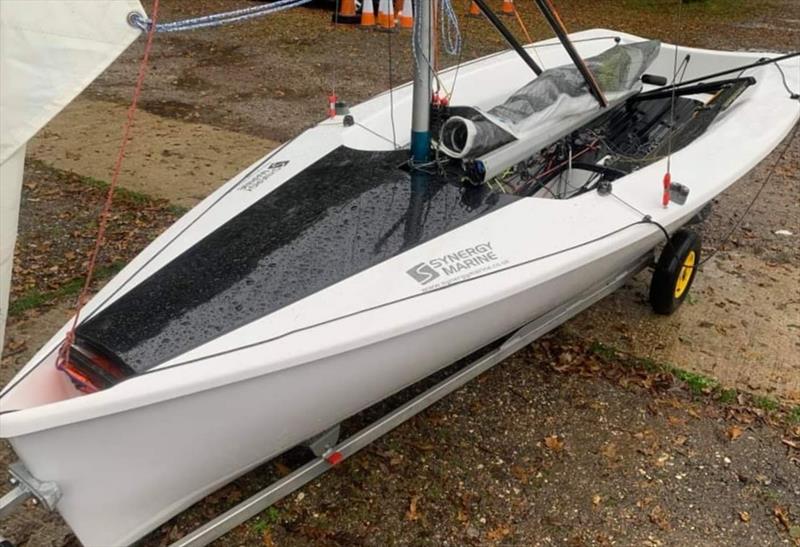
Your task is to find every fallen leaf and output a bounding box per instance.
[486,524,512,542]
[600,442,618,461]
[406,495,421,521]
[377,449,404,466]
[775,505,791,531]
[262,530,274,546]
[274,461,291,477]
[297,525,333,541]
[649,505,670,530]
[727,425,743,441]
[592,494,602,506]
[510,465,530,484]
[667,415,687,426]
[782,438,799,450]
[544,435,564,452]
[739,511,751,523]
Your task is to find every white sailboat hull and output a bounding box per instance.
[9,238,655,546]
[1,29,798,546]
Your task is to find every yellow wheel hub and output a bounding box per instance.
[674,250,696,299]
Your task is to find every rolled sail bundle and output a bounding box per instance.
[438,40,661,162]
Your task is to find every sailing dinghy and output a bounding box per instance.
[1,0,798,544]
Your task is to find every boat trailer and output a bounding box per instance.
[0,251,653,546]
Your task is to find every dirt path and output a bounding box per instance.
[571,254,800,404]
[29,98,276,207]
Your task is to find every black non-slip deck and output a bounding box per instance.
[77,147,518,373]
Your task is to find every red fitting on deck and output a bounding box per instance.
[662,172,671,208]
[325,451,344,466]
[327,93,337,118]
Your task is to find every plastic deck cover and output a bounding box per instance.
[439,40,661,158]
[76,147,519,373]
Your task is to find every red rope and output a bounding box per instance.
[57,0,160,374]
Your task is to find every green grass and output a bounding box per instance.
[754,395,780,412]
[718,388,738,404]
[589,340,719,395]
[167,204,190,217]
[81,175,156,207]
[587,340,800,423]
[589,341,619,361]
[587,341,800,422]
[9,262,124,317]
[250,506,281,535]
[28,159,179,211]
[673,369,720,395]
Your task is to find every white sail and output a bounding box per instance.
[0,0,144,351]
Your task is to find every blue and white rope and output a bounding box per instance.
[439,0,461,56]
[411,0,462,80]
[129,0,312,33]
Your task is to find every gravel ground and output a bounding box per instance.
[1,0,799,545]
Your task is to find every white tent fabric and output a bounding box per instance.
[0,0,143,351]
[0,145,25,351]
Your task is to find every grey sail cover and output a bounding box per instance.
[439,40,661,158]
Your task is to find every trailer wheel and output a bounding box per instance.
[649,229,701,315]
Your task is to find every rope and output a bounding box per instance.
[56,0,161,376]
[330,0,339,98]
[699,122,798,265]
[387,30,399,149]
[660,0,684,208]
[413,0,461,70]
[774,60,800,99]
[439,0,462,55]
[511,4,544,69]
[129,0,312,33]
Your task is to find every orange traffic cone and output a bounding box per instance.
[398,0,413,28]
[332,0,360,24]
[377,0,396,30]
[467,1,481,16]
[360,0,376,26]
[501,0,514,16]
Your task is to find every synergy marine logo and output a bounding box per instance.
[406,263,440,285]
[407,242,505,289]
[238,160,290,192]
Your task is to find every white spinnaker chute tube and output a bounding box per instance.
[0,0,144,351]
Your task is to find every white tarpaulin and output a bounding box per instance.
[0,0,144,351]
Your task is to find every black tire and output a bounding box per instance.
[649,229,701,315]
